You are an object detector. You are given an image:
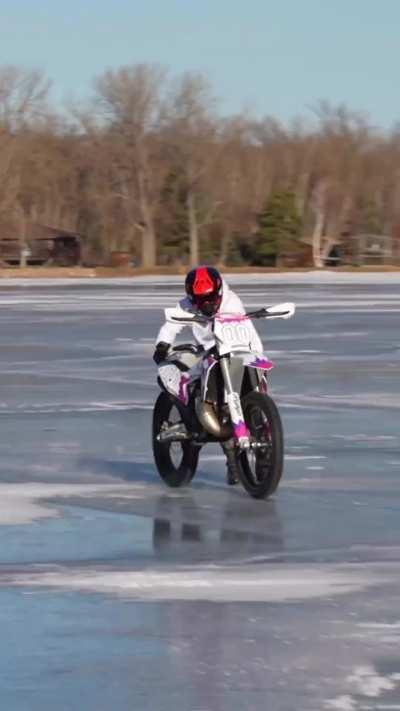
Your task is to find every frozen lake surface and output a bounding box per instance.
[1,275,400,710]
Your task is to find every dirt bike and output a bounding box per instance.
[152,302,295,499]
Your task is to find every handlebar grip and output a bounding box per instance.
[171,316,209,325]
[245,308,268,319]
[172,344,204,354]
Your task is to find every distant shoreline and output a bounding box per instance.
[1,265,400,280]
[1,268,400,287]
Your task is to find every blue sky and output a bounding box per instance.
[0,0,399,127]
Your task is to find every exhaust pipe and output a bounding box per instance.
[195,400,232,439]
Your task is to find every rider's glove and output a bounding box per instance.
[153,341,170,365]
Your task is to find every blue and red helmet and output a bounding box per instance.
[185,266,223,316]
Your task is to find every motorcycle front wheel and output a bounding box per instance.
[152,392,200,487]
[237,392,284,499]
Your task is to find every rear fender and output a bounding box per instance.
[157,377,199,432]
[158,363,193,406]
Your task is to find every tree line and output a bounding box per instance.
[1,63,399,269]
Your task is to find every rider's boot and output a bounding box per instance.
[221,439,239,485]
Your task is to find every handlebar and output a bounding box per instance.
[246,308,293,319]
[169,302,295,325]
[245,308,269,319]
[169,315,209,325]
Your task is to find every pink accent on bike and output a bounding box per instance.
[234,421,250,439]
[202,355,217,370]
[215,314,249,323]
[250,357,275,371]
[178,374,190,406]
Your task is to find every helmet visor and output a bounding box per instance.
[194,294,222,316]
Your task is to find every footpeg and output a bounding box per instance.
[157,423,190,442]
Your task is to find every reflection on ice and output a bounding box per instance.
[152,494,285,561]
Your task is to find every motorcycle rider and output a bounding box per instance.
[153,266,264,484]
[153,266,263,359]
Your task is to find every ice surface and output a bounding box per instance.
[1,278,400,711]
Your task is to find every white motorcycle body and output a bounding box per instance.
[158,303,295,449]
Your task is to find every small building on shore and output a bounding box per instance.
[0,223,81,267]
[324,233,396,267]
[352,233,393,266]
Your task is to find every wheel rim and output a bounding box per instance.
[163,404,185,469]
[243,404,273,486]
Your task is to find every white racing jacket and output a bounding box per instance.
[156,281,263,353]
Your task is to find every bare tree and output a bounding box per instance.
[0,66,50,129]
[163,72,219,266]
[93,64,166,267]
[2,62,400,272]
[0,67,51,263]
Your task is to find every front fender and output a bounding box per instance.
[242,354,275,371]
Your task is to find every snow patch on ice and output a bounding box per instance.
[4,562,386,603]
[0,482,135,525]
[325,696,356,711]
[0,400,153,414]
[347,664,396,697]
[295,349,321,353]
[286,455,326,461]
[285,393,400,410]
[358,622,400,630]
[326,664,400,710]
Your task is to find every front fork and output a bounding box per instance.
[219,357,250,450]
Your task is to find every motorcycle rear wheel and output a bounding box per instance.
[152,392,199,487]
[237,392,284,499]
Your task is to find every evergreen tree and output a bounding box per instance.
[158,168,189,264]
[358,197,383,235]
[254,190,302,265]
